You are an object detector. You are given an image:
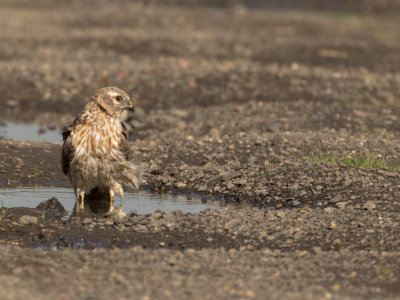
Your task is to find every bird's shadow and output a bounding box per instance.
[71,189,125,219]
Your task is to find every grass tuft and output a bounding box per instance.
[342,153,400,171]
[32,165,41,177]
[305,151,400,171]
[304,151,337,165]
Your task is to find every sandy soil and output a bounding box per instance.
[0,1,400,299]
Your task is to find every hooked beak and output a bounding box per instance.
[122,98,134,112]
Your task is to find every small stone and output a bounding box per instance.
[276,211,285,218]
[324,207,335,214]
[312,246,322,254]
[185,135,194,141]
[329,221,337,229]
[226,182,235,190]
[198,185,207,192]
[329,195,342,203]
[83,217,92,225]
[176,182,186,188]
[245,290,255,298]
[19,215,38,225]
[36,197,66,213]
[349,271,357,278]
[363,201,376,210]
[210,128,220,136]
[336,202,347,209]
[238,178,247,185]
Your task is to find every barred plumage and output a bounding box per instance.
[61,87,138,206]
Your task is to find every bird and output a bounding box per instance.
[61,86,139,208]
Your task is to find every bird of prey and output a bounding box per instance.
[61,87,139,207]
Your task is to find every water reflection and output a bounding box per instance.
[0,187,221,216]
[71,190,124,218]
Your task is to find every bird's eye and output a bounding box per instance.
[116,96,123,102]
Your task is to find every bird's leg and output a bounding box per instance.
[78,191,85,209]
[109,189,114,212]
[115,194,126,218]
[75,188,85,209]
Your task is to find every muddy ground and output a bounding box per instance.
[0,1,400,299]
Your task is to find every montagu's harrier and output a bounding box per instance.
[62,87,139,205]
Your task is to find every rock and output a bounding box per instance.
[210,128,220,136]
[329,195,342,203]
[176,182,187,188]
[329,221,337,229]
[312,246,322,254]
[336,202,347,209]
[198,185,207,192]
[82,217,93,224]
[276,211,285,218]
[238,178,247,185]
[226,182,235,190]
[36,197,66,213]
[324,207,335,214]
[362,201,376,210]
[19,215,38,225]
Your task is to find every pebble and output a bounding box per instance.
[19,215,38,225]
[198,185,207,192]
[276,211,285,218]
[312,246,322,254]
[83,218,93,225]
[362,201,376,210]
[329,195,342,203]
[324,207,335,214]
[176,182,187,188]
[336,202,347,209]
[226,182,235,190]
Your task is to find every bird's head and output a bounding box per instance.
[94,86,134,117]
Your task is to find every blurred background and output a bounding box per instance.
[0,0,399,136]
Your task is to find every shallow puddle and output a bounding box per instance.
[0,121,60,143]
[0,187,221,215]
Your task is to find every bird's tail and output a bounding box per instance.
[120,162,140,190]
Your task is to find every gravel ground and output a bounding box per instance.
[0,1,400,299]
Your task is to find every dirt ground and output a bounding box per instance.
[0,1,400,299]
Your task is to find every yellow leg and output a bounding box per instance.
[115,193,126,218]
[79,191,85,209]
[109,190,114,212]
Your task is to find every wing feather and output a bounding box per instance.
[119,121,131,160]
[61,124,74,175]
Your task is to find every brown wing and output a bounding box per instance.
[61,123,75,175]
[119,121,131,160]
